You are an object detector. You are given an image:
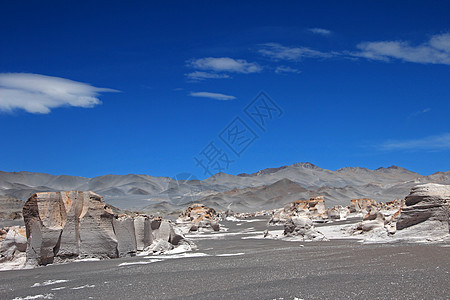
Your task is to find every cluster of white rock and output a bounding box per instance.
[261,183,450,242]
[1,191,193,269]
[1,183,448,270]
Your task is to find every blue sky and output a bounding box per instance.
[1,0,449,178]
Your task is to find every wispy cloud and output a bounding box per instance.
[188,57,262,73]
[380,133,450,151]
[275,66,301,74]
[185,71,231,81]
[308,28,332,36]
[409,108,431,118]
[258,43,335,61]
[351,33,450,65]
[189,91,236,101]
[0,73,118,114]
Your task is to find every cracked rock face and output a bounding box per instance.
[395,183,450,238]
[23,191,118,265]
[22,191,191,266]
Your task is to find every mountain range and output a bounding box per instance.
[1,163,449,214]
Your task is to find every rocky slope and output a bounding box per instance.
[0,195,24,221]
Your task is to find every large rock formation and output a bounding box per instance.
[349,184,449,242]
[23,191,118,265]
[22,191,191,266]
[177,203,220,232]
[269,196,327,224]
[395,183,450,239]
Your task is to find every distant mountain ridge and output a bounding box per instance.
[0,163,448,213]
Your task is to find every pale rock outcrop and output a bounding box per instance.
[177,204,220,232]
[349,184,449,242]
[327,206,350,220]
[113,215,137,257]
[356,211,386,232]
[351,202,403,237]
[283,216,327,241]
[22,191,193,266]
[134,215,153,251]
[23,191,118,265]
[143,219,192,254]
[0,226,27,270]
[269,196,327,224]
[349,198,378,214]
[395,183,450,240]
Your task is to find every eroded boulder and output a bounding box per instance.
[395,183,450,239]
[283,216,327,241]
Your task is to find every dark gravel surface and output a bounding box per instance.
[1,218,449,300]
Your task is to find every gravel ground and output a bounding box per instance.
[1,218,449,300]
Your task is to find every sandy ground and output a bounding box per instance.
[1,218,449,299]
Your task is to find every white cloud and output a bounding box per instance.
[308,28,332,36]
[409,108,431,117]
[185,71,231,81]
[0,73,118,114]
[380,133,450,151]
[352,33,450,65]
[275,66,301,74]
[258,43,334,61]
[188,57,262,73]
[189,91,236,101]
